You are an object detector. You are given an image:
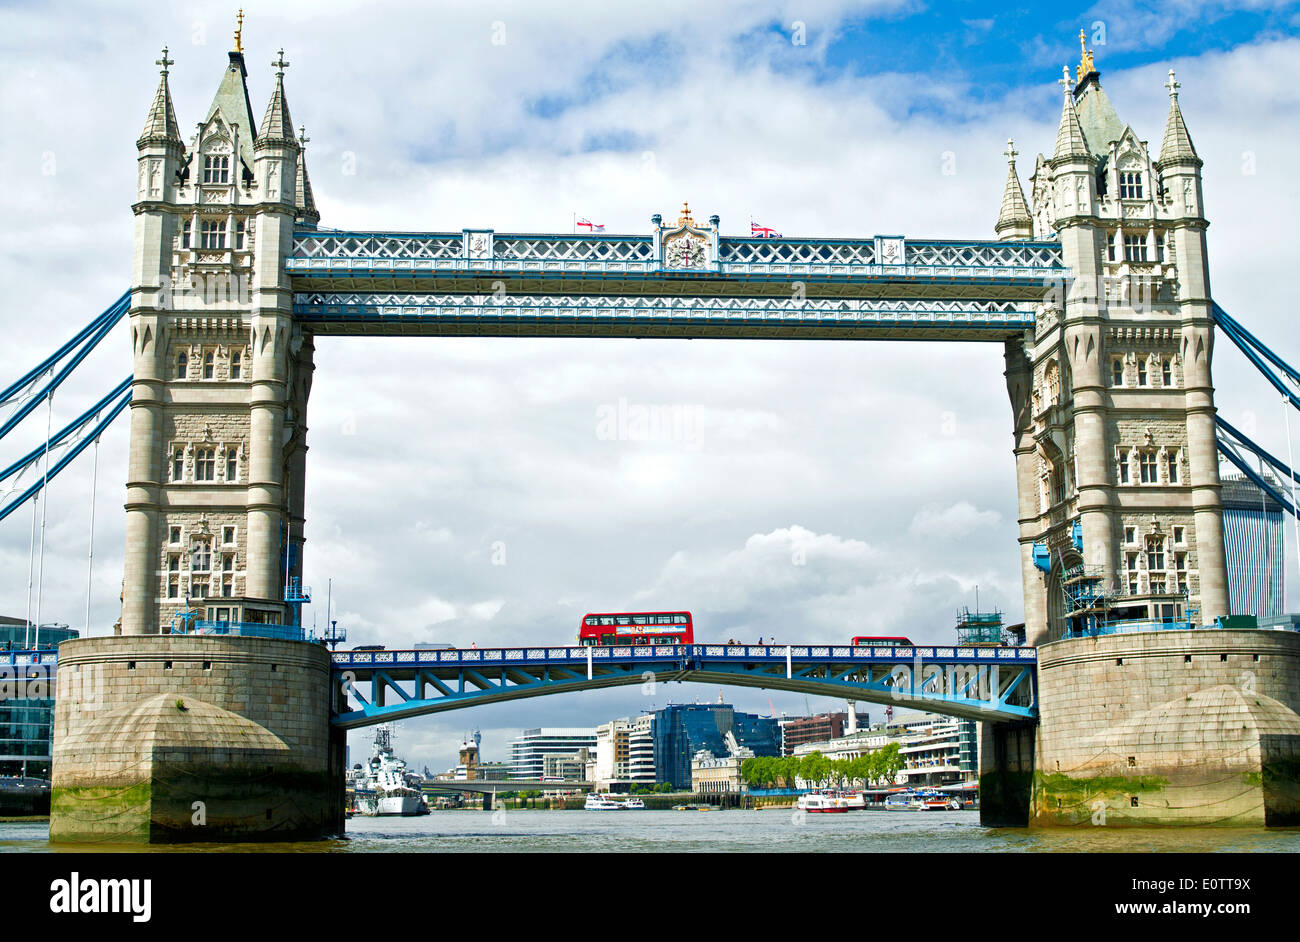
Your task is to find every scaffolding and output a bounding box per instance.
[1059,563,1195,638]
[954,607,1004,645]
[1060,564,1116,637]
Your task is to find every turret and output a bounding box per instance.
[994,139,1033,240]
[1051,66,1096,221]
[295,126,320,228]
[1156,70,1204,222]
[253,50,300,207]
[136,47,185,204]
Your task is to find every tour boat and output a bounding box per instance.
[797,790,849,813]
[884,789,962,811]
[584,794,630,810]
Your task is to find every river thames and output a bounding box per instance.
[4,810,1298,853]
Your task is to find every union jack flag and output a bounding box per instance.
[576,217,605,232]
[750,221,781,238]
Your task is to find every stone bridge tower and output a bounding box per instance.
[50,31,341,844]
[124,39,318,636]
[983,42,1300,829]
[998,47,1228,647]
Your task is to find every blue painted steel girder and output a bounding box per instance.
[292,293,1038,340]
[331,644,1038,728]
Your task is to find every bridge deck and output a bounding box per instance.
[287,230,1058,339]
[332,643,1038,728]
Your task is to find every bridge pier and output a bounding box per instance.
[1027,631,1300,826]
[978,721,1036,827]
[50,636,345,843]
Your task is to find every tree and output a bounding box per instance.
[799,752,831,789]
[875,742,904,785]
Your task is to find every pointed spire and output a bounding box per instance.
[138,46,183,149]
[256,49,297,147]
[995,139,1033,240]
[1158,69,1199,165]
[1053,65,1089,161]
[1075,29,1096,85]
[295,125,320,225]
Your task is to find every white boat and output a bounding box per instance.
[348,725,429,816]
[624,797,646,809]
[585,794,630,810]
[797,790,849,813]
[884,789,962,811]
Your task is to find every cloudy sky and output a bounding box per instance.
[3,0,1300,771]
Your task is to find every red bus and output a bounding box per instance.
[851,635,913,646]
[579,611,694,646]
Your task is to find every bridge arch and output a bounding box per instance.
[331,644,1038,730]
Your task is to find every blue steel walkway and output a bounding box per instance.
[331,642,1038,729]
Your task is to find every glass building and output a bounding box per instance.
[0,618,78,779]
[1221,474,1285,617]
[508,727,597,780]
[652,703,781,790]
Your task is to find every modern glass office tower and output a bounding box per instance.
[1221,475,1285,617]
[0,618,78,779]
[651,703,780,790]
[508,727,598,780]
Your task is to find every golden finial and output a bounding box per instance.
[234,9,244,54]
[1076,29,1095,83]
[677,201,694,227]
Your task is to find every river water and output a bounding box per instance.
[3,810,1298,852]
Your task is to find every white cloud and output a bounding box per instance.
[909,501,1002,539]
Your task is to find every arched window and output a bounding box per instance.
[195,448,216,481]
[176,352,187,380]
[1138,451,1158,484]
[202,154,230,184]
[225,448,239,482]
[200,220,227,250]
[190,540,212,573]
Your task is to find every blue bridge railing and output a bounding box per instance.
[177,621,307,642]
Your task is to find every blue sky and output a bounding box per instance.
[2,1,1299,771]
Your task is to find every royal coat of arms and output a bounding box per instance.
[659,202,714,270]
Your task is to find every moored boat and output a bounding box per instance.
[797,790,849,813]
[884,788,963,811]
[584,794,629,810]
[347,725,430,817]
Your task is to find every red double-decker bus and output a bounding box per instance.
[579,611,693,646]
[851,635,913,646]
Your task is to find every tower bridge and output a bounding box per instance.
[4,27,1296,841]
